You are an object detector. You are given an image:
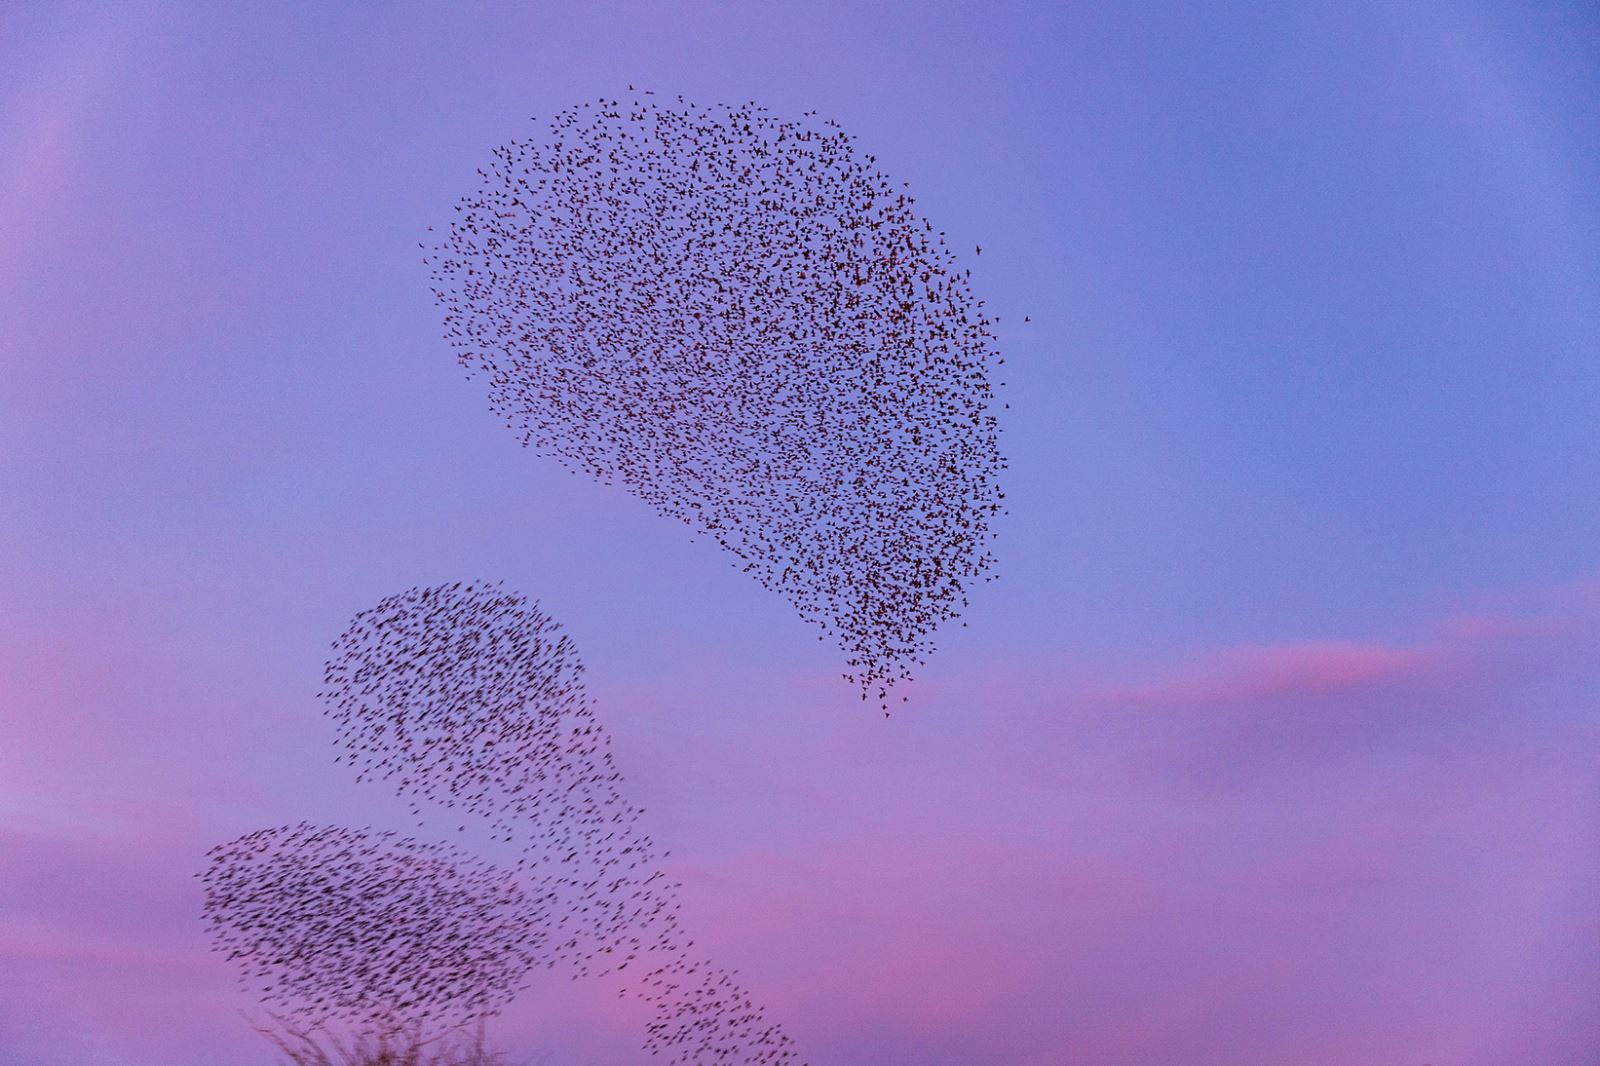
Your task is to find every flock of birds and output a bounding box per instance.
[204,92,1008,1062]
[201,823,542,1029]
[428,92,1006,712]
[204,583,800,1061]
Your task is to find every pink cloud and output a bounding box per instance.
[642,711,1600,1064]
[579,584,1600,1064]
[1098,640,1432,707]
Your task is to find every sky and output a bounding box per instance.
[2,1,1598,1063]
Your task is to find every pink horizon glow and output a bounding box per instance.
[5,584,1596,1063]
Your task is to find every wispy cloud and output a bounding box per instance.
[1097,640,1430,707]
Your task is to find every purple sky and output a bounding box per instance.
[4,2,1598,1063]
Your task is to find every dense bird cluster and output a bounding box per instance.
[321,582,597,852]
[320,582,680,978]
[206,583,800,1061]
[200,823,542,1029]
[427,93,1006,711]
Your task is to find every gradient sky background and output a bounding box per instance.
[3,2,1599,1063]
